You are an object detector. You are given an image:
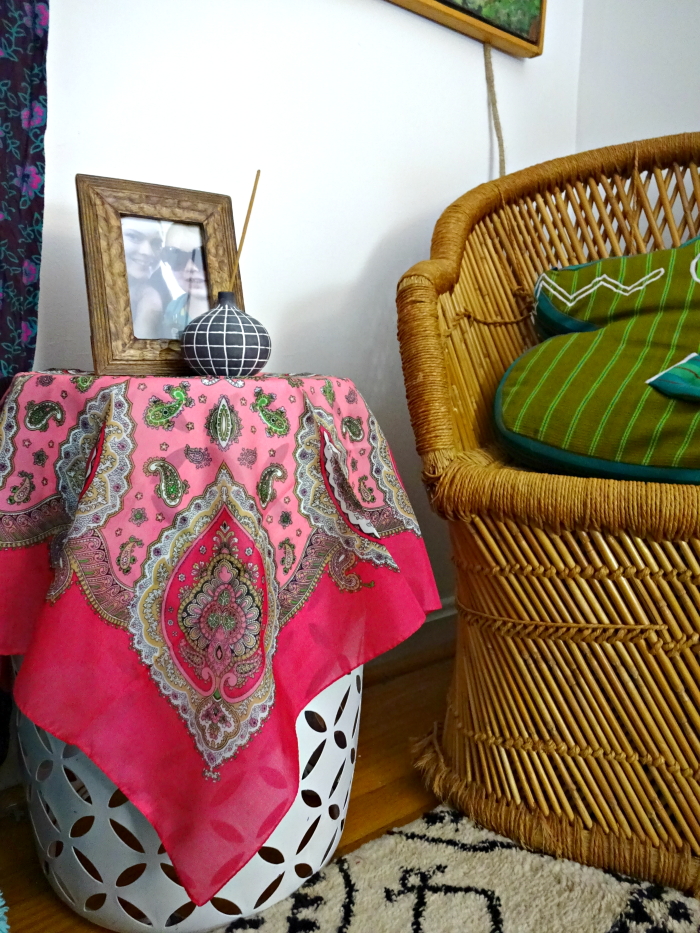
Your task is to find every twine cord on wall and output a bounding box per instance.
[483,44,506,178]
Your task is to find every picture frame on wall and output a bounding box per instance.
[385,0,546,58]
[76,175,244,376]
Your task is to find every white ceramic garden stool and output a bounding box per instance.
[17,666,363,932]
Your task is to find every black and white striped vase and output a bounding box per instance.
[181,291,271,378]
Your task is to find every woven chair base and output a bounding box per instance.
[414,727,700,896]
[397,133,700,897]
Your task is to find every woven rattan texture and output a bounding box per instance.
[397,133,700,893]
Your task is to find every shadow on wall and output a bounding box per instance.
[272,208,453,598]
[35,204,94,372]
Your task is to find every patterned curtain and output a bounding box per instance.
[0,0,47,765]
[0,0,48,395]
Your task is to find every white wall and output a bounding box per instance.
[36,0,584,600]
[577,0,700,152]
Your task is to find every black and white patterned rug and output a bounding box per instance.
[222,808,700,933]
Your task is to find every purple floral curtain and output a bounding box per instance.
[0,0,48,394]
[0,0,47,764]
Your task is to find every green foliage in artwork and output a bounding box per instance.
[449,0,542,40]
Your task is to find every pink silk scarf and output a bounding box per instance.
[0,372,439,905]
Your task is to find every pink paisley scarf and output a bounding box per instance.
[0,372,439,904]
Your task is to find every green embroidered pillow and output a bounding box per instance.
[495,237,700,483]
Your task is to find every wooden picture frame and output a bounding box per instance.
[76,174,244,376]
[385,0,546,58]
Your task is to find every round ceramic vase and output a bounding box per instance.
[18,666,363,932]
[181,291,271,378]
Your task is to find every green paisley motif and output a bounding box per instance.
[24,400,65,432]
[144,382,194,430]
[257,463,288,508]
[358,475,376,503]
[341,416,364,442]
[8,470,35,505]
[70,374,97,393]
[251,387,290,437]
[205,396,242,451]
[322,379,336,407]
[117,535,143,575]
[278,537,296,575]
[143,458,190,507]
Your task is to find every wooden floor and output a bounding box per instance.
[0,622,454,932]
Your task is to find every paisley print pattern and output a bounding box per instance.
[179,545,262,690]
[49,383,136,602]
[63,528,134,626]
[143,382,194,430]
[0,371,438,910]
[251,387,290,437]
[117,535,142,574]
[1,373,427,776]
[204,396,242,451]
[70,374,97,393]
[278,536,295,574]
[293,397,401,564]
[143,458,189,508]
[24,398,64,431]
[55,384,116,518]
[367,411,420,536]
[341,415,364,442]
[184,445,212,469]
[328,545,372,593]
[7,470,35,505]
[358,475,376,503]
[56,383,134,529]
[257,463,287,508]
[0,495,69,548]
[73,393,134,533]
[0,374,31,490]
[132,465,279,774]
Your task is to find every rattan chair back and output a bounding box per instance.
[397,133,700,894]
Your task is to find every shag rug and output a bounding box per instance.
[223,808,700,933]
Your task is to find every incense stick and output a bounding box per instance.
[230,170,260,291]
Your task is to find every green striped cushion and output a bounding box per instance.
[495,238,700,482]
[535,236,700,337]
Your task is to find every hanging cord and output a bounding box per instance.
[483,44,506,178]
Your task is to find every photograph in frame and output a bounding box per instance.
[75,175,245,376]
[121,217,210,340]
[76,175,243,376]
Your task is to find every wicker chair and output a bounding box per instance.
[397,133,700,893]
